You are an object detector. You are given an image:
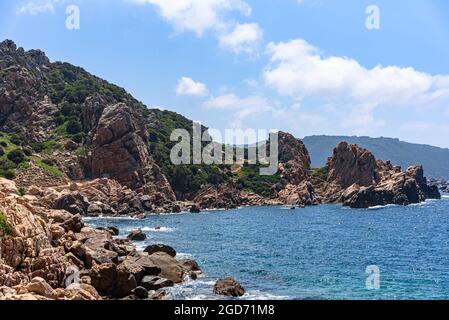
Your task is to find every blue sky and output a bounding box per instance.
[1,0,449,147]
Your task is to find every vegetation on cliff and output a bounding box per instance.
[0,211,12,236]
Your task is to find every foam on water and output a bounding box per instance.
[141,226,175,233]
[368,204,398,210]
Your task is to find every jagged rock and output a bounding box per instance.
[131,286,148,299]
[321,142,441,208]
[277,181,319,206]
[127,229,147,241]
[213,277,245,297]
[277,132,312,184]
[96,226,119,236]
[192,183,241,210]
[326,142,379,189]
[148,252,185,284]
[178,259,202,273]
[119,253,161,283]
[143,244,176,257]
[63,283,102,300]
[25,277,57,299]
[342,165,441,208]
[189,205,201,213]
[53,192,89,215]
[140,276,174,291]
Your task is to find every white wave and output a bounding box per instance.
[83,216,139,222]
[368,204,397,210]
[141,226,175,233]
[242,290,290,300]
[442,195,449,199]
[177,252,194,259]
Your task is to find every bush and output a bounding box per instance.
[2,169,15,180]
[0,141,7,148]
[0,147,4,156]
[23,148,33,156]
[18,187,27,196]
[31,142,44,153]
[42,158,56,166]
[0,212,12,236]
[9,134,25,146]
[66,120,82,135]
[7,149,25,164]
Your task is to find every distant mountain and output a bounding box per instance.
[303,135,449,179]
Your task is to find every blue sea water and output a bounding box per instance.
[85,194,449,300]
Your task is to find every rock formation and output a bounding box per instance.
[213,277,245,297]
[320,142,441,208]
[0,178,201,300]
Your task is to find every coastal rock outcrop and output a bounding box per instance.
[213,277,245,297]
[319,142,441,208]
[0,178,201,300]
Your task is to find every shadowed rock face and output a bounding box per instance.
[277,131,312,184]
[326,142,378,188]
[87,103,153,189]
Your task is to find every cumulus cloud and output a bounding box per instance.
[204,93,274,127]
[131,0,251,36]
[176,77,208,96]
[264,39,449,107]
[17,0,61,15]
[131,0,262,55]
[219,23,263,54]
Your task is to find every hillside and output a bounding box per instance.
[303,135,449,179]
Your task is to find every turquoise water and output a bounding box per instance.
[86,194,449,300]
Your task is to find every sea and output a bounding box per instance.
[85,193,449,300]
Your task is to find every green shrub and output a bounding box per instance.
[31,142,44,153]
[66,120,82,135]
[9,134,25,146]
[7,149,25,164]
[18,186,27,196]
[42,158,56,166]
[0,212,12,236]
[2,169,16,180]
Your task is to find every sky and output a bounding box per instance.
[1,0,449,148]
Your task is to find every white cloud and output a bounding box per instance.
[131,0,251,36]
[130,0,263,55]
[17,0,61,15]
[264,39,449,107]
[204,93,274,127]
[176,77,208,96]
[218,23,263,54]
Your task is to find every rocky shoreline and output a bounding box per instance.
[0,39,443,300]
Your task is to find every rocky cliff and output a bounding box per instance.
[0,39,440,212]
